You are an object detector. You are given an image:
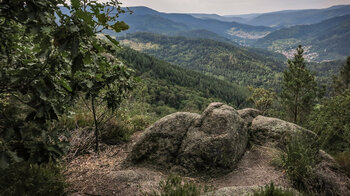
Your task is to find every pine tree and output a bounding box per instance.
[280,45,318,124]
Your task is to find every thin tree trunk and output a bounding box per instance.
[294,92,299,123]
[91,97,99,153]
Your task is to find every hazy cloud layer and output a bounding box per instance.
[116,0,350,15]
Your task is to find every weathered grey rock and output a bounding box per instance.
[237,108,261,125]
[249,115,317,147]
[312,150,350,196]
[128,112,200,168]
[128,102,248,175]
[177,103,248,174]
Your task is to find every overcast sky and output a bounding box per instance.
[115,0,350,15]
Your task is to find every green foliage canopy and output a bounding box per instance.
[0,0,133,167]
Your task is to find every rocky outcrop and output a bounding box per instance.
[128,102,248,175]
[177,103,248,174]
[249,115,317,147]
[312,150,350,196]
[237,108,261,126]
[128,112,200,169]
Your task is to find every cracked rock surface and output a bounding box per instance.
[127,102,248,175]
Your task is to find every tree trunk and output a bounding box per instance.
[91,97,99,153]
[294,91,299,123]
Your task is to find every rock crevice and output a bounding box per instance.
[127,102,248,175]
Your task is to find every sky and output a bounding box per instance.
[113,0,350,15]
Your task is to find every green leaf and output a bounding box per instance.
[105,35,119,47]
[60,79,72,92]
[111,21,129,32]
[71,0,80,9]
[96,14,108,26]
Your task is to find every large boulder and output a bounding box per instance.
[249,115,317,147]
[127,103,248,175]
[177,103,248,174]
[128,112,200,168]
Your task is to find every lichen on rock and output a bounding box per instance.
[127,102,248,175]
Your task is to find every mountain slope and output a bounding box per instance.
[114,47,250,110]
[173,29,235,44]
[246,5,350,27]
[115,6,273,45]
[254,14,350,61]
[119,32,285,88]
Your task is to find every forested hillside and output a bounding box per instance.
[254,14,350,61]
[119,32,285,88]
[114,47,250,112]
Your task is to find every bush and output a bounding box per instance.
[100,120,133,145]
[150,175,207,196]
[307,90,350,153]
[334,151,350,178]
[0,162,66,196]
[253,182,296,196]
[279,134,319,192]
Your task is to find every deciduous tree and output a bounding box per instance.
[0,0,133,166]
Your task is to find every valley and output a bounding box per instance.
[1,1,350,196]
[107,5,350,62]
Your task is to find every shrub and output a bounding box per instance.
[129,114,154,132]
[279,134,319,192]
[306,90,350,153]
[253,182,296,196]
[0,162,67,196]
[150,175,207,196]
[334,150,350,178]
[100,120,133,145]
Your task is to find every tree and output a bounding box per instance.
[280,45,318,124]
[333,56,350,94]
[307,89,350,153]
[0,0,133,167]
[247,86,276,115]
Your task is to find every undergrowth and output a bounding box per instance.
[253,182,297,196]
[279,133,319,193]
[149,175,208,196]
[0,161,67,196]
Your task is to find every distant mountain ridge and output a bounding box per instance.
[190,5,350,28]
[59,4,350,61]
[246,5,350,27]
[116,6,274,45]
[254,14,350,61]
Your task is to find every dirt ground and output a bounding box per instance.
[64,131,291,196]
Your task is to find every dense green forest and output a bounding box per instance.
[114,47,250,112]
[119,32,285,88]
[119,32,346,91]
